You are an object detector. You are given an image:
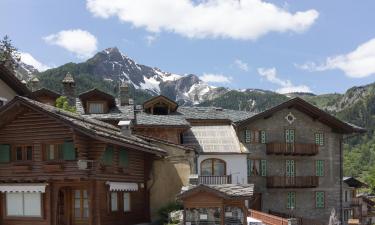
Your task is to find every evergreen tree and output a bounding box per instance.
[0,35,20,71]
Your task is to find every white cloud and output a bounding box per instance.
[20,52,50,72]
[86,0,319,40]
[257,67,311,94]
[145,34,158,46]
[200,73,232,83]
[297,38,375,78]
[43,29,98,58]
[234,59,249,72]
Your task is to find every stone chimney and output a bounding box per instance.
[119,81,130,106]
[62,72,76,107]
[30,77,40,91]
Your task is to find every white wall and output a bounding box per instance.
[0,79,17,104]
[198,154,248,184]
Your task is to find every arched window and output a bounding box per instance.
[200,159,226,176]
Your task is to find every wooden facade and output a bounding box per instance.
[0,98,163,225]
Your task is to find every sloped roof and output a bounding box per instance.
[135,114,190,127]
[178,184,254,200]
[79,88,116,109]
[343,177,368,188]
[143,95,178,112]
[183,125,244,154]
[0,96,166,156]
[238,97,366,134]
[177,107,254,123]
[32,88,61,99]
[0,65,31,96]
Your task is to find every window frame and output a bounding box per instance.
[315,160,325,177]
[109,191,131,213]
[200,158,226,176]
[287,192,296,209]
[5,192,43,218]
[87,101,106,114]
[315,132,324,146]
[315,191,325,208]
[44,143,64,161]
[12,145,33,162]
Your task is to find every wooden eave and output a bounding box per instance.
[78,88,116,108]
[0,65,32,96]
[143,95,178,112]
[32,88,61,99]
[237,97,366,134]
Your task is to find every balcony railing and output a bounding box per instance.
[350,197,362,206]
[198,175,232,185]
[267,176,319,188]
[266,143,319,156]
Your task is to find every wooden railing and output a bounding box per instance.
[267,176,319,188]
[266,143,319,156]
[198,175,232,185]
[249,209,289,225]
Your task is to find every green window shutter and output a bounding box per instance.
[285,130,290,143]
[320,133,324,146]
[245,130,251,143]
[62,141,75,160]
[260,131,266,144]
[290,130,295,143]
[287,192,296,209]
[119,149,129,167]
[247,159,253,176]
[102,146,114,166]
[316,192,325,208]
[316,160,324,176]
[315,133,320,145]
[0,144,11,163]
[260,160,267,176]
[290,160,295,177]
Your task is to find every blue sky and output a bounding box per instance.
[1,0,375,94]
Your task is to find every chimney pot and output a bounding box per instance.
[62,72,76,107]
[119,81,130,106]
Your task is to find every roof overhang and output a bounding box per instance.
[237,97,366,134]
[0,65,32,96]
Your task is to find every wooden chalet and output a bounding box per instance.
[0,96,166,225]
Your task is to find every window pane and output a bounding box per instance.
[111,192,118,211]
[123,193,131,212]
[6,193,23,216]
[89,103,104,114]
[213,160,225,176]
[16,147,23,160]
[26,146,33,160]
[48,144,55,160]
[24,193,41,216]
[201,160,213,176]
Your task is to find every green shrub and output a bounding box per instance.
[157,202,183,225]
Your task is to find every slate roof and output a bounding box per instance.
[136,113,190,127]
[76,98,135,121]
[177,107,254,123]
[1,96,166,156]
[178,184,254,199]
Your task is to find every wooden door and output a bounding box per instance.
[72,189,89,225]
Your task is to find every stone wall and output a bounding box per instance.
[240,108,342,224]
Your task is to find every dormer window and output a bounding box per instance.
[88,102,105,114]
[143,95,178,115]
[153,103,168,115]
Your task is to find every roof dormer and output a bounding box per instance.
[79,89,116,114]
[143,95,178,115]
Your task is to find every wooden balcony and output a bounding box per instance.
[266,143,319,156]
[198,175,232,185]
[350,197,362,206]
[267,176,319,188]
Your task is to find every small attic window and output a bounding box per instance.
[88,102,105,114]
[153,103,168,115]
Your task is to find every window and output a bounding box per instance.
[88,102,104,114]
[123,193,131,212]
[285,129,295,143]
[109,192,131,212]
[315,133,324,146]
[316,160,324,177]
[102,146,114,166]
[74,190,89,219]
[119,149,129,167]
[0,144,10,163]
[201,159,226,176]
[244,130,251,143]
[247,159,267,177]
[287,192,296,209]
[6,192,42,217]
[45,144,63,160]
[244,130,266,144]
[286,160,295,177]
[110,192,118,211]
[13,145,33,161]
[316,192,325,208]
